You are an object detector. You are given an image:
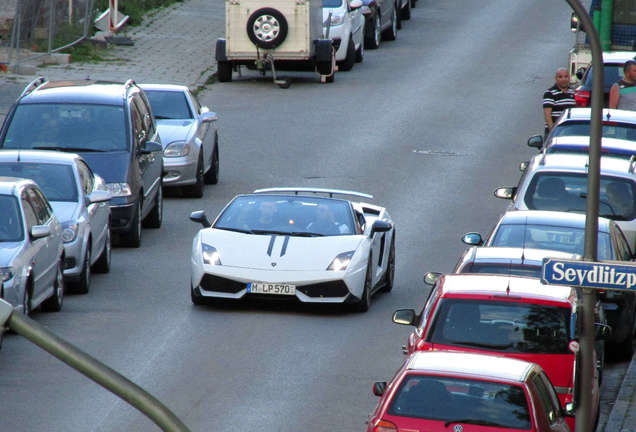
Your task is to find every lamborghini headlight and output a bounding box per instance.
[201,243,221,265]
[327,251,355,271]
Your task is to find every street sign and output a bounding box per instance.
[542,258,636,292]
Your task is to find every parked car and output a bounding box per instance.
[0,177,65,315]
[322,0,365,70]
[367,351,571,432]
[540,136,636,160]
[0,151,112,294]
[189,187,394,311]
[463,210,636,359]
[0,78,164,247]
[573,51,636,107]
[360,0,398,49]
[139,84,220,198]
[392,274,606,430]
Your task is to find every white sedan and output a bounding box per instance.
[189,188,395,311]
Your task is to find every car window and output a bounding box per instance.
[524,172,636,221]
[0,163,78,202]
[551,120,636,141]
[428,298,572,354]
[188,90,201,114]
[531,372,562,425]
[2,103,127,152]
[614,224,633,260]
[387,374,531,429]
[0,194,24,242]
[21,192,38,229]
[144,90,193,119]
[76,160,94,195]
[136,92,157,138]
[418,285,440,330]
[28,187,53,225]
[130,99,145,149]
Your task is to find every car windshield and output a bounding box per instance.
[387,374,530,430]
[0,194,24,242]
[2,103,128,152]
[429,298,571,355]
[524,172,636,222]
[491,223,612,259]
[322,0,343,7]
[214,195,355,236]
[0,163,78,202]
[550,120,636,141]
[143,90,193,119]
[460,263,542,278]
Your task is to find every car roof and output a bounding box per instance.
[138,83,189,92]
[439,273,574,304]
[406,351,535,383]
[557,108,636,124]
[20,80,133,105]
[0,176,36,195]
[469,246,580,265]
[530,153,635,178]
[547,136,636,157]
[601,51,636,63]
[498,210,611,232]
[0,150,79,165]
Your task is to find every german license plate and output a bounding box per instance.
[247,282,296,295]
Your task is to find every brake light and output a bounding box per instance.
[372,420,398,432]
[575,89,591,107]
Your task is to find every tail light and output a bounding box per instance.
[574,89,591,107]
[372,420,398,432]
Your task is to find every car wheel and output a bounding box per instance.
[122,200,142,248]
[396,2,402,29]
[42,260,64,312]
[355,255,373,312]
[184,153,205,198]
[92,225,111,273]
[365,13,381,49]
[217,61,233,82]
[191,282,207,306]
[337,36,356,72]
[382,7,397,41]
[246,8,289,49]
[381,233,395,293]
[74,246,91,294]
[355,38,364,63]
[204,143,219,185]
[401,0,411,20]
[143,185,163,228]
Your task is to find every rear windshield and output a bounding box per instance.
[0,194,24,242]
[550,120,636,142]
[144,90,193,120]
[460,263,542,278]
[429,298,572,354]
[2,103,128,152]
[388,374,531,430]
[0,163,78,202]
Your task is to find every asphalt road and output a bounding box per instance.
[0,1,628,431]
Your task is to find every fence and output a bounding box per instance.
[2,0,94,69]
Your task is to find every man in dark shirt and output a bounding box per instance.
[543,68,575,136]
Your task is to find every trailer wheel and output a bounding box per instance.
[217,61,232,82]
[247,8,288,49]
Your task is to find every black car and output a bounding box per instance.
[0,78,163,247]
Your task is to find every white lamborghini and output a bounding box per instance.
[189,188,395,311]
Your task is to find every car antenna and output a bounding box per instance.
[506,262,512,296]
[17,150,21,162]
[606,111,611,121]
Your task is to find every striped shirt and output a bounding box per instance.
[543,84,575,127]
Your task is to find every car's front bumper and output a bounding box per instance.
[162,153,198,187]
[323,25,348,61]
[62,234,85,279]
[109,202,136,233]
[1,274,26,313]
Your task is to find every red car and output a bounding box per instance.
[367,351,570,432]
[392,274,605,431]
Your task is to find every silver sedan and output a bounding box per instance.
[140,84,220,198]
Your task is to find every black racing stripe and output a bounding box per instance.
[280,235,290,257]
[267,235,276,256]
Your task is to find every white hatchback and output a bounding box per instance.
[323,0,365,71]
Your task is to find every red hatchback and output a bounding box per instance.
[367,351,570,432]
[392,274,603,431]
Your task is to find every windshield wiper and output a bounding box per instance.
[448,340,513,350]
[217,227,254,234]
[33,146,105,152]
[288,231,324,237]
[445,419,507,428]
[153,115,175,119]
[250,229,292,236]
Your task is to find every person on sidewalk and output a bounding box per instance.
[609,60,636,110]
[543,68,576,137]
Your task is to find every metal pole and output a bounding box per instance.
[564,2,603,432]
[48,0,55,54]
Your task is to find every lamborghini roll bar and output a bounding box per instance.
[253,187,373,200]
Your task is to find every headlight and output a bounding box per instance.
[62,222,79,243]
[164,141,191,157]
[324,12,346,27]
[327,251,355,271]
[0,267,14,282]
[105,182,132,197]
[201,243,221,265]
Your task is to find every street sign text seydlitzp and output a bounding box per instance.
[542,258,636,292]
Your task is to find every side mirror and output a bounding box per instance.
[595,322,612,340]
[519,161,529,172]
[190,210,212,228]
[350,0,363,8]
[392,309,417,326]
[370,220,392,236]
[372,381,387,397]
[423,271,441,286]
[87,189,112,204]
[461,232,483,246]
[141,141,162,154]
[494,187,516,200]
[200,111,218,122]
[527,134,543,149]
[570,12,579,32]
[576,67,586,80]
[30,224,51,239]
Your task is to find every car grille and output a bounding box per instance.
[297,281,349,298]
[199,274,245,293]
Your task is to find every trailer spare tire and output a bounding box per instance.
[247,8,288,49]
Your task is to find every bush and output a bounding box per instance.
[93,0,181,26]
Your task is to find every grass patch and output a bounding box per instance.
[63,41,107,63]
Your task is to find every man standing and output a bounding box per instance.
[609,60,636,110]
[543,68,576,136]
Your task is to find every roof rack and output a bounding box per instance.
[123,79,136,94]
[253,187,373,199]
[19,76,47,99]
